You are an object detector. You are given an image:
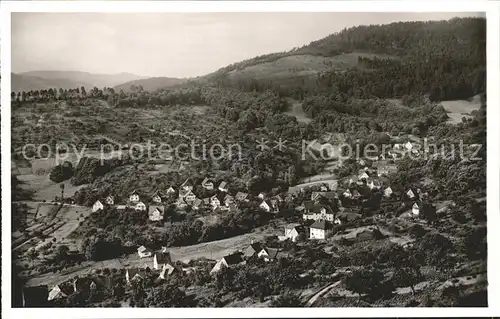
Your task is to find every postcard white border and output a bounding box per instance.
[1,1,499,318]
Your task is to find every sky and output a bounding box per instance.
[12,12,484,78]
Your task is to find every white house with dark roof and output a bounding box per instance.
[148,205,164,221]
[92,200,104,213]
[153,251,171,270]
[151,191,162,203]
[135,201,147,211]
[309,220,332,240]
[218,181,228,192]
[129,190,140,203]
[137,246,152,258]
[180,178,194,191]
[201,177,214,190]
[105,196,114,205]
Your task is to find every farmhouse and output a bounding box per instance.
[367,179,381,190]
[135,201,147,211]
[166,186,176,196]
[184,190,197,204]
[235,192,249,202]
[92,200,104,213]
[218,181,229,192]
[148,205,164,221]
[384,186,393,198]
[125,268,148,284]
[210,194,221,208]
[129,190,140,203]
[359,172,370,180]
[210,252,244,274]
[260,200,278,213]
[258,247,280,262]
[257,192,265,199]
[406,188,417,200]
[243,242,263,258]
[302,201,335,222]
[152,191,162,203]
[311,191,337,202]
[180,178,194,191]
[224,194,235,207]
[309,220,333,240]
[412,202,420,216]
[47,284,73,301]
[105,196,114,205]
[158,264,178,279]
[343,189,352,198]
[201,177,215,190]
[153,251,172,270]
[284,223,306,242]
[137,245,152,258]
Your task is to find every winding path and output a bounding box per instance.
[306,280,342,307]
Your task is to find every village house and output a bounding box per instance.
[320,184,329,191]
[151,191,162,204]
[135,201,147,211]
[405,141,413,151]
[210,194,222,209]
[257,192,265,199]
[183,190,197,204]
[176,198,188,209]
[73,277,98,293]
[309,220,333,240]
[153,251,172,270]
[148,205,164,221]
[406,188,417,200]
[302,202,335,222]
[47,284,73,301]
[258,247,280,262]
[192,198,203,210]
[334,217,342,225]
[412,202,420,216]
[105,195,114,205]
[129,190,140,203]
[158,264,178,279]
[180,178,194,191]
[352,189,362,199]
[210,252,244,274]
[367,179,381,190]
[224,194,235,207]
[283,223,306,242]
[259,199,278,213]
[243,242,263,258]
[235,192,249,202]
[201,177,215,190]
[359,172,370,181]
[92,200,104,213]
[125,268,148,284]
[384,186,394,198]
[166,186,176,196]
[343,189,353,198]
[311,191,337,202]
[137,246,152,258]
[218,181,229,192]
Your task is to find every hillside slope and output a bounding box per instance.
[13,71,148,92]
[114,76,186,92]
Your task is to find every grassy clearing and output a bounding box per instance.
[284,99,312,124]
[440,94,482,124]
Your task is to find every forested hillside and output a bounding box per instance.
[205,17,485,102]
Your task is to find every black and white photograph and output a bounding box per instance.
[1,0,498,316]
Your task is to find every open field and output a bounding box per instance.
[440,94,482,124]
[228,52,397,80]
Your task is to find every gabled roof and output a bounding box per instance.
[222,252,243,265]
[246,242,263,255]
[224,194,234,201]
[311,191,337,201]
[201,177,213,185]
[180,178,193,188]
[155,252,171,264]
[137,245,150,253]
[192,198,203,207]
[218,181,228,189]
[130,189,139,196]
[235,192,249,200]
[310,219,330,230]
[127,268,147,280]
[159,264,177,277]
[261,247,280,259]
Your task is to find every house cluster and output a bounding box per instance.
[92,177,287,221]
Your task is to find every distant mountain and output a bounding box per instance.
[12,71,149,92]
[114,77,186,92]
